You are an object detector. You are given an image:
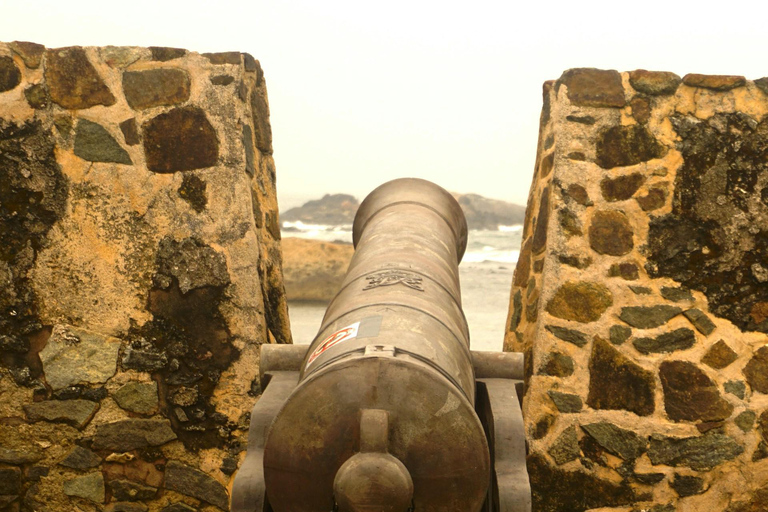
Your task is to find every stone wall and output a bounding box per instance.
[0,42,291,511]
[505,68,768,512]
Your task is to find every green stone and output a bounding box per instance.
[122,68,191,110]
[629,70,681,95]
[660,286,693,302]
[164,460,229,510]
[548,425,580,465]
[683,308,716,335]
[24,399,99,429]
[619,305,682,328]
[74,119,132,164]
[648,430,744,470]
[609,325,631,345]
[548,391,583,413]
[113,381,158,415]
[735,410,756,432]
[545,325,587,347]
[63,472,105,503]
[724,380,746,399]
[633,328,696,354]
[581,422,646,460]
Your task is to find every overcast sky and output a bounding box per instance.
[2,1,766,208]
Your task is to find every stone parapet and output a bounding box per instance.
[506,68,768,511]
[0,42,290,511]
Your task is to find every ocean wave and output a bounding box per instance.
[498,224,523,232]
[462,249,520,264]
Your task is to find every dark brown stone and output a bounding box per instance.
[178,174,207,213]
[513,239,531,287]
[540,352,574,377]
[629,286,652,295]
[600,173,646,201]
[671,475,705,497]
[629,70,681,95]
[202,51,241,64]
[567,152,586,161]
[760,410,768,442]
[558,68,625,108]
[633,328,696,354]
[532,258,544,273]
[701,340,738,369]
[546,281,612,323]
[619,305,682,328]
[683,73,746,91]
[24,83,48,108]
[92,419,176,451]
[608,262,639,280]
[558,254,592,269]
[508,290,522,331]
[540,152,554,177]
[45,47,116,109]
[532,413,555,440]
[123,68,191,110]
[528,453,635,512]
[119,118,140,146]
[630,96,651,124]
[531,187,551,254]
[559,208,582,236]
[565,184,592,206]
[660,360,733,422]
[109,479,158,501]
[744,346,768,394]
[636,186,667,211]
[540,80,553,126]
[595,125,665,169]
[251,87,272,154]
[683,308,716,335]
[143,107,219,172]
[589,210,634,256]
[9,41,45,68]
[0,56,21,93]
[210,74,235,86]
[149,47,187,61]
[587,337,655,416]
[566,114,595,125]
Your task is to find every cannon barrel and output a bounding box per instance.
[232,178,530,512]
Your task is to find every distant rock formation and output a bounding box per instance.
[282,237,354,302]
[281,192,524,230]
[453,193,526,230]
[281,194,359,226]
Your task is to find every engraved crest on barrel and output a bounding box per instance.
[262,178,490,511]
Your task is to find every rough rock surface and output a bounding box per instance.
[281,237,354,302]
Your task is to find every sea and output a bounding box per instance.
[282,221,522,352]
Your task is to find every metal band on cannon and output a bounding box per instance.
[232,178,531,512]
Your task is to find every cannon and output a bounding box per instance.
[232,178,531,512]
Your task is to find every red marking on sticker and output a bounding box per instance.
[306,322,360,367]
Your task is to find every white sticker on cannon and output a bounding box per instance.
[306,321,360,368]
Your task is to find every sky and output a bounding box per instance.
[2,1,767,209]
